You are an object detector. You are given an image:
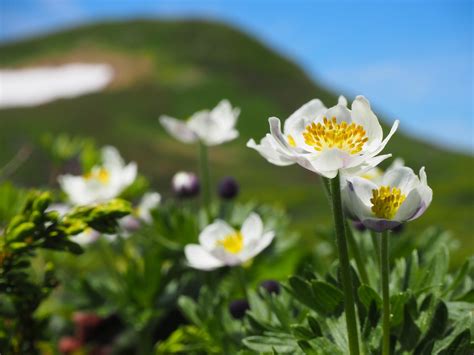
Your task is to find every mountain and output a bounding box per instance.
[0,19,472,260]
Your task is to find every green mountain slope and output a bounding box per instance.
[0,19,472,260]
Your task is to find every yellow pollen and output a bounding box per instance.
[287,134,296,147]
[370,186,406,219]
[84,168,110,184]
[217,231,243,254]
[302,116,368,154]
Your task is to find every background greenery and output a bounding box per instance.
[0,19,472,262]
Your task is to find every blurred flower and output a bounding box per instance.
[184,213,274,270]
[73,312,102,342]
[160,100,240,146]
[260,280,280,295]
[172,171,200,198]
[229,299,250,319]
[343,166,432,232]
[58,336,82,354]
[70,228,100,245]
[218,177,239,200]
[247,96,398,178]
[135,191,161,224]
[59,146,137,205]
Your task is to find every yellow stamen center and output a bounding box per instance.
[84,168,110,184]
[217,231,243,254]
[303,116,368,154]
[370,186,406,219]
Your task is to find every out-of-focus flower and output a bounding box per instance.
[184,213,274,270]
[58,336,82,354]
[260,280,280,295]
[135,192,161,224]
[59,146,136,205]
[159,100,240,146]
[229,299,250,319]
[247,96,399,178]
[172,171,200,198]
[343,166,432,232]
[218,177,239,200]
[70,228,100,245]
[73,312,102,342]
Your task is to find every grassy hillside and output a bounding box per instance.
[0,19,472,260]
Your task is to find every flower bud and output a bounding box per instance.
[218,177,239,200]
[73,312,102,342]
[58,336,82,354]
[352,220,366,232]
[172,172,200,198]
[260,280,280,295]
[229,299,250,319]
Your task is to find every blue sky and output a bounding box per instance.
[1,0,473,152]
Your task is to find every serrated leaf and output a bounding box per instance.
[310,280,344,316]
[243,333,299,353]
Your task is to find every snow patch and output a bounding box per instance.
[0,63,114,108]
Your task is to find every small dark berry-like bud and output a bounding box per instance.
[58,336,82,354]
[229,299,250,319]
[172,172,200,198]
[260,280,280,295]
[391,223,404,234]
[352,220,366,232]
[218,177,239,200]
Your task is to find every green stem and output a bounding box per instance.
[329,175,360,355]
[380,230,390,355]
[199,142,212,219]
[236,267,248,298]
[371,231,380,267]
[321,176,332,201]
[345,220,369,285]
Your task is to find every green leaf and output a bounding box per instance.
[358,285,382,309]
[287,276,317,310]
[307,316,322,337]
[310,280,344,316]
[243,333,299,353]
[301,338,344,355]
[438,329,471,355]
[178,296,202,327]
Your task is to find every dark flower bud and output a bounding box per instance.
[218,177,239,200]
[260,280,280,295]
[352,220,366,232]
[391,223,404,234]
[172,172,200,198]
[73,312,103,342]
[58,336,82,354]
[229,299,250,319]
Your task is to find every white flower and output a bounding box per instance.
[184,213,275,270]
[159,99,240,146]
[71,228,100,245]
[58,146,137,205]
[342,166,432,232]
[135,192,161,224]
[247,95,399,178]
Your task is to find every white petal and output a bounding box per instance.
[185,244,224,270]
[241,213,263,244]
[322,104,352,123]
[351,96,383,146]
[382,166,418,194]
[210,99,239,130]
[159,115,198,143]
[246,136,294,166]
[102,146,125,170]
[71,228,100,245]
[346,177,378,221]
[394,188,422,222]
[367,119,399,156]
[58,175,91,205]
[306,149,346,177]
[137,192,161,223]
[198,220,235,250]
[338,95,348,106]
[240,231,275,262]
[283,99,327,134]
[120,162,137,188]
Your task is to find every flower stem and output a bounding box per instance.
[380,230,390,355]
[199,142,211,219]
[329,175,360,355]
[345,220,369,285]
[370,231,380,266]
[237,266,248,298]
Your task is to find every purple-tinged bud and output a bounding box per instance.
[58,336,82,354]
[218,177,239,200]
[172,172,200,198]
[352,220,366,232]
[229,299,250,319]
[260,280,280,295]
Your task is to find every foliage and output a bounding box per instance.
[0,190,131,354]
